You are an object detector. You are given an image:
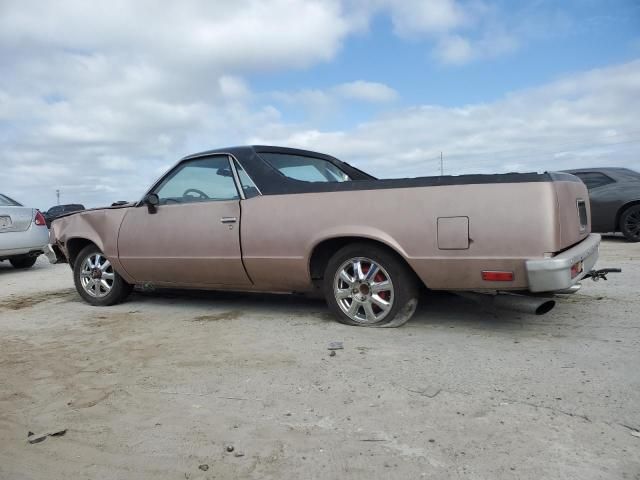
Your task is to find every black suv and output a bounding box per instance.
[43,204,85,228]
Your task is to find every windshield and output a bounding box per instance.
[0,194,22,206]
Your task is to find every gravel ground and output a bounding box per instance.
[0,237,639,480]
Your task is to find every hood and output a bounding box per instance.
[54,202,135,221]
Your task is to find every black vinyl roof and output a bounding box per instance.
[179,145,579,196]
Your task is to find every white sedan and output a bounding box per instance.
[0,193,49,269]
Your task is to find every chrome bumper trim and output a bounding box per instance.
[526,234,600,292]
[44,244,59,264]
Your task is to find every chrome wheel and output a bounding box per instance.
[333,257,394,325]
[80,253,114,298]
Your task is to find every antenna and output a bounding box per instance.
[56,189,60,205]
[440,152,444,176]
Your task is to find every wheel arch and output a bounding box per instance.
[308,235,423,288]
[66,237,99,268]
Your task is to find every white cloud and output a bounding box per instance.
[0,0,362,207]
[218,76,251,100]
[0,1,638,209]
[386,0,469,37]
[252,61,640,178]
[4,53,640,208]
[0,0,354,72]
[435,30,518,65]
[435,35,474,64]
[364,0,523,65]
[272,80,398,115]
[333,81,398,103]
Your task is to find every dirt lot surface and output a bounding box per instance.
[1,237,639,479]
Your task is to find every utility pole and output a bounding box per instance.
[56,189,60,205]
[440,152,444,176]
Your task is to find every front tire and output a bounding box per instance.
[10,255,38,269]
[620,205,640,242]
[73,244,133,306]
[323,243,419,327]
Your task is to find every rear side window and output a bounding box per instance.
[574,172,615,190]
[260,153,351,183]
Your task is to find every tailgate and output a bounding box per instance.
[0,207,34,233]
[553,175,590,251]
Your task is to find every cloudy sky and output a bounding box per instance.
[1,0,639,208]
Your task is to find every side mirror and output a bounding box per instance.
[143,193,159,213]
[216,167,233,177]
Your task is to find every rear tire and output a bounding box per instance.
[620,205,640,242]
[9,255,38,269]
[323,243,419,327]
[73,244,133,306]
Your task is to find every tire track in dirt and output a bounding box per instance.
[0,288,76,310]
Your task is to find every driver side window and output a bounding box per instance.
[155,156,239,204]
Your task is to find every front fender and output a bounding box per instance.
[51,208,135,283]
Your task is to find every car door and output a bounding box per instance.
[572,172,617,232]
[117,155,251,287]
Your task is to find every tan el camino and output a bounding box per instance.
[47,145,606,327]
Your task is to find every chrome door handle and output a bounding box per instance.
[220,217,237,224]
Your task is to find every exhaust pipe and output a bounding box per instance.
[457,292,556,316]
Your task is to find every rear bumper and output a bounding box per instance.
[526,233,600,292]
[0,226,49,260]
[44,243,67,264]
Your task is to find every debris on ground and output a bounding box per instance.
[234,451,245,457]
[329,350,336,357]
[198,464,209,471]
[327,341,343,350]
[404,387,442,398]
[226,445,234,453]
[27,428,67,444]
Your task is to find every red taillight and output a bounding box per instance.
[570,261,583,279]
[482,271,514,282]
[34,211,46,226]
